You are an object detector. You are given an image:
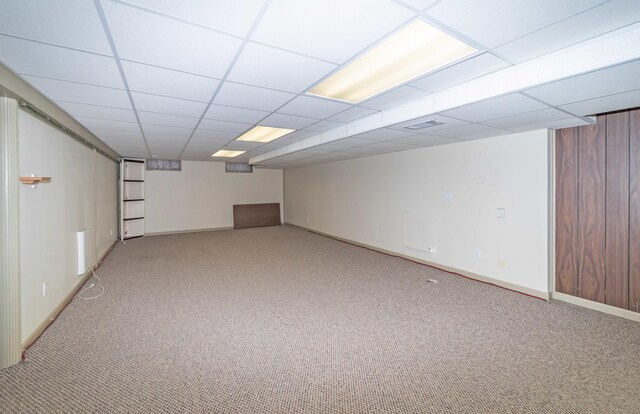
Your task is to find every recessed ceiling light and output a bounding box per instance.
[307,19,476,104]
[211,150,246,158]
[236,126,295,143]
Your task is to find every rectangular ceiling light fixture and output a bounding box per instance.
[211,150,246,157]
[236,126,295,143]
[307,19,476,104]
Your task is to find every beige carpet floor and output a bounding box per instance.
[1,225,639,413]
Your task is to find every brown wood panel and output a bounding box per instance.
[605,112,630,308]
[233,203,281,229]
[577,119,606,303]
[630,109,640,313]
[555,127,579,295]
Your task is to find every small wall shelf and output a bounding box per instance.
[20,176,52,186]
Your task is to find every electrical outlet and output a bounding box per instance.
[375,229,380,237]
[362,226,366,234]
[110,229,113,236]
[306,216,310,223]
[443,193,454,204]
[42,282,47,296]
[474,248,481,258]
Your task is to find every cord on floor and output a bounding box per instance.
[79,268,104,300]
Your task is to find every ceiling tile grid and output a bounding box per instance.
[1,0,639,165]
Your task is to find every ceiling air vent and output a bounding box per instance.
[404,120,444,130]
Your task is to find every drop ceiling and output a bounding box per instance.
[0,0,639,168]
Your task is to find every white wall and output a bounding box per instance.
[145,161,283,234]
[19,111,118,342]
[285,130,549,295]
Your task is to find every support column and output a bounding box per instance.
[0,97,21,369]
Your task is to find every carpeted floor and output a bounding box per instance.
[1,225,639,413]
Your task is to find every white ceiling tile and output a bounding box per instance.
[352,128,416,141]
[137,111,200,128]
[121,0,265,37]
[198,119,252,134]
[425,0,606,49]
[214,82,296,112]
[0,36,123,88]
[102,0,242,77]
[146,134,189,144]
[0,0,112,54]
[480,108,575,131]
[558,89,640,116]
[279,95,352,119]
[399,0,440,9]
[440,93,548,122]
[252,0,412,63]
[55,101,137,123]
[410,53,510,92]
[327,107,380,123]
[143,127,192,139]
[525,59,640,106]
[192,129,237,140]
[493,0,640,63]
[388,114,468,133]
[261,113,318,129]
[76,116,140,132]
[228,42,336,93]
[204,104,269,124]
[359,86,430,110]
[303,120,345,133]
[131,92,207,117]
[89,128,143,140]
[188,138,230,149]
[434,124,510,140]
[22,76,131,108]
[122,61,220,102]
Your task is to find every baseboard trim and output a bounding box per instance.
[21,239,119,353]
[552,292,640,322]
[145,226,234,237]
[286,223,549,301]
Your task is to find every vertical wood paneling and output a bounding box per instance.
[555,128,579,295]
[577,119,606,303]
[630,109,640,313]
[605,112,630,308]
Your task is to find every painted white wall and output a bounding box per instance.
[145,161,283,234]
[284,130,549,294]
[19,111,118,342]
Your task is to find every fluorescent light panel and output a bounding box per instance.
[307,20,477,103]
[236,126,295,143]
[211,150,246,157]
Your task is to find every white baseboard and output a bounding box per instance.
[552,292,640,322]
[286,223,550,301]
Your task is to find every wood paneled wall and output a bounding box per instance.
[556,109,640,312]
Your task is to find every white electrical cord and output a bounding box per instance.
[79,268,105,300]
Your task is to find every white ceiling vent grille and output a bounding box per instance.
[404,120,445,130]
